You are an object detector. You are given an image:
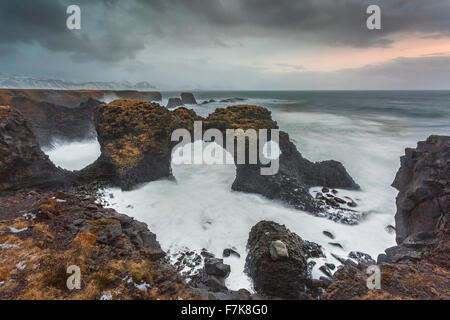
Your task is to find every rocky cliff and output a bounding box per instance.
[323,135,449,300]
[392,135,449,244]
[0,89,162,148]
[0,106,76,193]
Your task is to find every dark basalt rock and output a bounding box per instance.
[219,97,246,103]
[167,97,183,108]
[322,230,335,239]
[223,248,241,258]
[231,129,360,222]
[323,135,450,300]
[181,92,197,105]
[2,97,99,148]
[205,258,231,278]
[245,221,324,299]
[201,99,216,105]
[392,135,449,244]
[348,251,376,265]
[0,106,76,193]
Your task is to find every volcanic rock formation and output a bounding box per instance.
[0,89,162,148]
[392,135,449,244]
[0,95,360,222]
[0,106,75,193]
[86,101,358,221]
[323,135,450,300]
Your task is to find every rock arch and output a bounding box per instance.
[79,100,359,215]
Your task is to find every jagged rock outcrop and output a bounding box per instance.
[3,97,99,147]
[181,92,197,105]
[323,135,450,300]
[79,100,200,190]
[392,135,449,244]
[0,89,163,147]
[245,221,326,299]
[0,106,76,193]
[167,98,183,108]
[206,106,359,223]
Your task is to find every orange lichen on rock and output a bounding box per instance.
[95,99,175,168]
[73,232,98,247]
[205,105,278,131]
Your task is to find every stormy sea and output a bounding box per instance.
[43,90,450,291]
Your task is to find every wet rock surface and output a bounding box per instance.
[245,221,326,299]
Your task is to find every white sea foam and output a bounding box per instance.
[43,140,101,171]
[102,140,396,291]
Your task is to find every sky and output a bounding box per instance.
[1,0,450,90]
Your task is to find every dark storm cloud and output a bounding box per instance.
[1,0,450,63]
[0,0,145,62]
[138,0,450,46]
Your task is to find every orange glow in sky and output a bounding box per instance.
[270,35,450,73]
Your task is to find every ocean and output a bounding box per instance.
[44,90,450,291]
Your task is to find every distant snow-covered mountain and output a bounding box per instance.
[0,76,156,91]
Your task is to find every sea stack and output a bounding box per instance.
[181,92,197,105]
[167,98,183,108]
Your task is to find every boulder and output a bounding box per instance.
[392,135,449,244]
[269,240,289,260]
[348,251,376,265]
[245,221,324,299]
[167,98,183,108]
[223,248,241,258]
[205,258,231,278]
[181,92,197,105]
